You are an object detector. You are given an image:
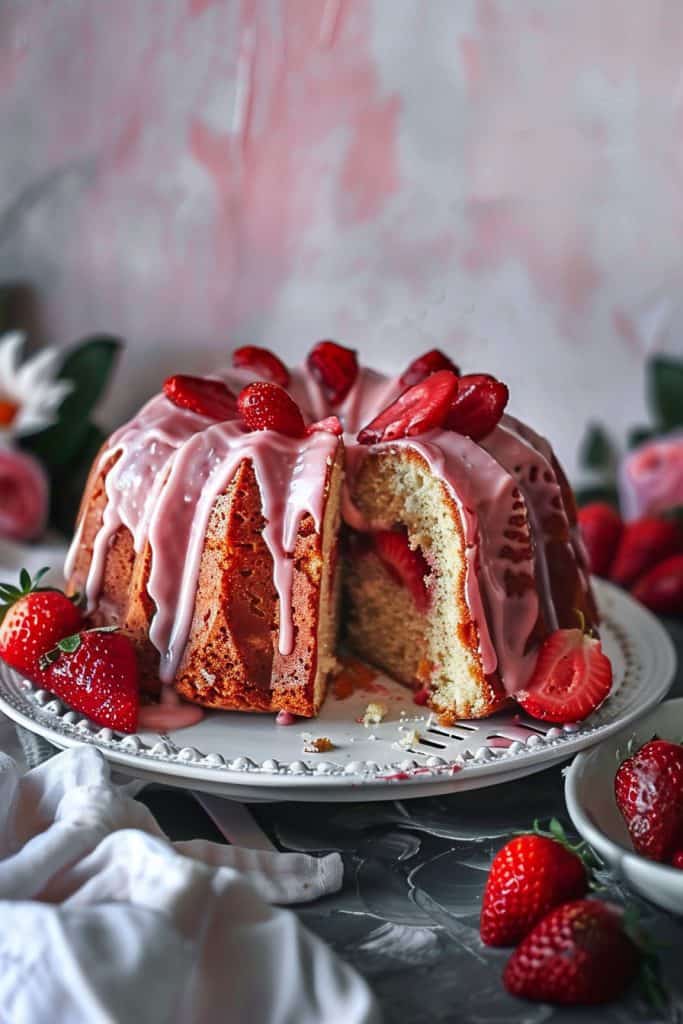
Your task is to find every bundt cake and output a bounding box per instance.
[65,342,602,727]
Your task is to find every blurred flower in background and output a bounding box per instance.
[0,332,73,444]
[0,294,121,543]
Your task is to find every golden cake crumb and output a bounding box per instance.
[303,736,335,753]
[361,701,387,727]
[398,728,421,749]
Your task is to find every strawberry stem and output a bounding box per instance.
[514,817,601,875]
[38,625,118,671]
[0,567,53,623]
[621,906,669,1011]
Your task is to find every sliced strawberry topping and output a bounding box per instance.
[163,375,237,421]
[307,340,359,405]
[609,516,683,588]
[516,627,613,723]
[357,370,459,444]
[444,373,509,440]
[305,415,343,436]
[373,529,430,611]
[399,349,460,388]
[232,345,290,388]
[577,502,623,577]
[238,382,306,438]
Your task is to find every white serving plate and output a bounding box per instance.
[0,579,675,802]
[565,696,683,915]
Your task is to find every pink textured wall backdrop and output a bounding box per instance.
[1,0,682,475]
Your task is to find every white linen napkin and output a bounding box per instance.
[0,735,379,1024]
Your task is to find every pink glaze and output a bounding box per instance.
[275,709,297,725]
[343,426,540,691]
[138,702,205,731]
[506,414,594,597]
[482,414,579,631]
[65,374,339,684]
[66,359,570,702]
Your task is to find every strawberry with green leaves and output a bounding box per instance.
[503,900,641,1005]
[0,568,84,684]
[40,627,139,733]
[480,819,590,946]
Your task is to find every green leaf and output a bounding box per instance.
[48,422,106,537]
[23,335,121,469]
[574,484,619,508]
[627,426,655,450]
[57,633,82,654]
[648,355,683,431]
[662,505,683,528]
[579,423,613,471]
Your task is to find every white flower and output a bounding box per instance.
[0,331,72,441]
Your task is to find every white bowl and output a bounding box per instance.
[565,697,683,915]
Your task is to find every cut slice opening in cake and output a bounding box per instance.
[343,445,514,721]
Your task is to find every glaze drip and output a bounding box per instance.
[65,388,339,684]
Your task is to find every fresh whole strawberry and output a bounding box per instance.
[399,349,460,388]
[481,822,588,947]
[232,345,290,388]
[615,738,683,862]
[163,374,237,421]
[631,554,683,617]
[578,503,623,577]
[610,516,683,588]
[40,627,139,733]
[0,568,83,684]
[357,370,459,444]
[372,529,430,611]
[503,900,640,1005]
[444,373,509,440]
[516,626,613,723]
[307,340,359,405]
[238,381,306,438]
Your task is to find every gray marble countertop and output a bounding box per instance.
[143,619,683,1024]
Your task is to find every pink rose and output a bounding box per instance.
[0,447,49,541]
[619,432,683,521]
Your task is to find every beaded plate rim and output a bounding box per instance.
[0,580,675,793]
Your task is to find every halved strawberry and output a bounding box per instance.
[444,373,509,440]
[399,349,460,388]
[357,370,459,444]
[232,346,290,388]
[305,415,343,436]
[516,627,613,723]
[610,516,683,588]
[307,340,359,405]
[40,627,139,733]
[578,503,623,577]
[238,381,306,438]
[373,529,430,611]
[163,375,237,420]
[0,568,84,684]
